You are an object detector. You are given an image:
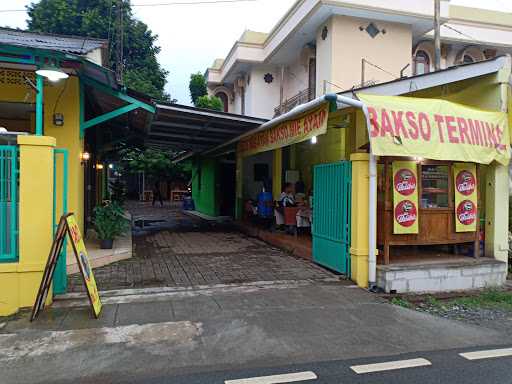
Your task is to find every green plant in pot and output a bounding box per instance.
[93,201,130,249]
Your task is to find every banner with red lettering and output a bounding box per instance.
[453,163,478,232]
[392,161,419,234]
[358,94,510,165]
[237,103,329,157]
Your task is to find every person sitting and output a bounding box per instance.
[279,182,296,207]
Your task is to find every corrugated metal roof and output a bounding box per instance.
[0,28,106,55]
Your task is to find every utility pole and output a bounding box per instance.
[115,0,124,84]
[434,0,441,71]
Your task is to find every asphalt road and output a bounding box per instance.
[136,345,512,384]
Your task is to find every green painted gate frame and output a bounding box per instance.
[0,145,18,262]
[52,148,68,294]
[312,161,352,275]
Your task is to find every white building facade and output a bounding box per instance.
[207,0,512,119]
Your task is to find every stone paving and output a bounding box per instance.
[68,224,334,292]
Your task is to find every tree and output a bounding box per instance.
[196,95,224,111]
[118,147,189,181]
[189,72,207,105]
[26,0,170,101]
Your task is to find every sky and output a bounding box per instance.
[1,0,511,105]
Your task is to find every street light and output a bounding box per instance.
[35,65,69,82]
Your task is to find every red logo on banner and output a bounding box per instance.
[394,200,417,227]
[394,169,417,196]
[457,200,476,226]
[455,170,476,196]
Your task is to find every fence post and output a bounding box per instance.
[0,136,55,316]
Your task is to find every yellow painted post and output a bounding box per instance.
[485,61,510,265]
[272,148,282,200]
[349,153,371,288]
[485,161,509,263]
[0,136,55,316]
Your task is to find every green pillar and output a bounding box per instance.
[35,74,44,136]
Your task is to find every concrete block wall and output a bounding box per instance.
[377,261,507,293]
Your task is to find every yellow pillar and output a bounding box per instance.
[349,153,371,288]
[0,136,55,316]
[272,148,282,200]
[485,163,509,263]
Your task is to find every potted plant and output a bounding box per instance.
[93,201,130,249]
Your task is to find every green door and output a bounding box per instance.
[312,161,351,274]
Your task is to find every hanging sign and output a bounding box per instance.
[358,94,510,166]
[237,103,329,157]
[392,161,419,234]
[453,163,478,232]
[31,213,102,321]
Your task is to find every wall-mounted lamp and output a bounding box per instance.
[108,163,114,169]
[80,151,90,164]
[36,64,69,82]
[96,163,104,170]
[311,136,317,144]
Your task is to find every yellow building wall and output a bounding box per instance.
[44,77,85,233]
[295,125,346,191]
[0,71,84,232]
[0,136,55,316]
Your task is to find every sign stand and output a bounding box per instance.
[31,213,102,321]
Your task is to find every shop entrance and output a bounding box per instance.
[312,161,352,274]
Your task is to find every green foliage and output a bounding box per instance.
[196,95,224,111]
[452,289,512,310]
[118,147,189,181]
[109,178,127,206]
[26,0,170,101]
[189,72,207,105]
[390,297,411,308]
[93,201,130,240]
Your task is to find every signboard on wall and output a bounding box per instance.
[358,94,510,166]
[392,161,419,234]
[237,103,329,157]
[31,213,102,321]
[453,163,478,232]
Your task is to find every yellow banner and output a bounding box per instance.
[358,94,510,166]
[66,214,102,318]
[453,163,478,232]
[392,161,419,234]
[237,103,329,157]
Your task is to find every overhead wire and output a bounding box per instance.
[0,0,258,13]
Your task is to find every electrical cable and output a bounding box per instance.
[0,0,258,13]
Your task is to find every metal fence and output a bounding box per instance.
[0,145,18,262]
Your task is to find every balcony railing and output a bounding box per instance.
[274,88,315,117]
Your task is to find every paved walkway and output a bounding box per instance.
[68,202,333,292]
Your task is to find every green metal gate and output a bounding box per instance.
[312,161,351,274]
[52,148,68,294]
[0,146,18,262]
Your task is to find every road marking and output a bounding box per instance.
[225,371,317,384]
[350,358,432,374]
[459,348,512,360]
